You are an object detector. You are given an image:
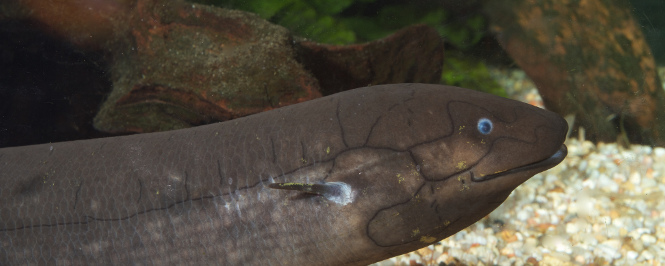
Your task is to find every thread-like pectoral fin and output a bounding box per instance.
[268,182,355,205]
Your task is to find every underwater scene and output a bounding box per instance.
[1,0,664,265]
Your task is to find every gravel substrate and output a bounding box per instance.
[373,67,665,266]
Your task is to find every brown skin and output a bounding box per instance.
[0,84,567,265]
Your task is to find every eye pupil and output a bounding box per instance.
[477,118,493,135]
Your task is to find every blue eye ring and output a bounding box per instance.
[477,118,493,135]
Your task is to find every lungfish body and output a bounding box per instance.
[0,84,567,265]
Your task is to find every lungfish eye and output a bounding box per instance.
[477,118,493,135]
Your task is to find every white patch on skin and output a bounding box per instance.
[168,172,182,182]
[82,240,108,254]
[235,202,242,218]
[89,199,99,212]
[325,182,355,206]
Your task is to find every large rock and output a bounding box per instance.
[5,0,444,135]
[298,24,443,96]
[94,1,322,133]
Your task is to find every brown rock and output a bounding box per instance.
[297,24,443,96]
[95,4,444,134]
[10,0,133,49]
[10,0,444,135]
[485,0,665,147]
[94,1,321,133]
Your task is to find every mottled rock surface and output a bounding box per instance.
[94,1,444,133]
[485,0,665,147]
[298,24,443,96]
[94,1,322,133]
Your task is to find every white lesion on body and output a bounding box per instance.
[322,182,355,206]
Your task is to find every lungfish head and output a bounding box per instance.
[269,84,568,263]
[363,85,568,250]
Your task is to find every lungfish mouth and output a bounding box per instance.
[471,145,568,182]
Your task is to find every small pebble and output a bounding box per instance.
[626,250,639,260]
